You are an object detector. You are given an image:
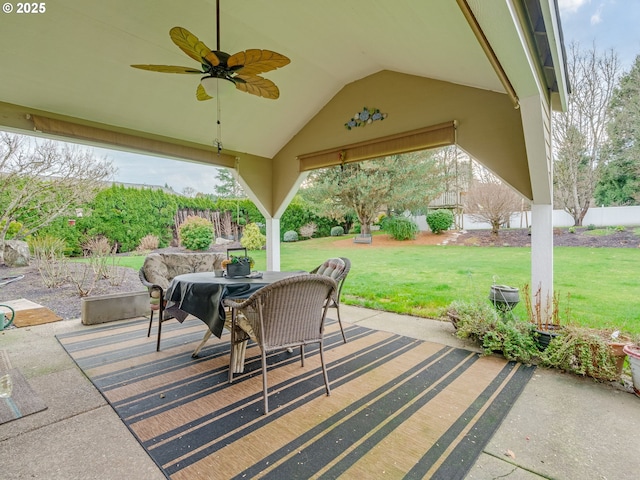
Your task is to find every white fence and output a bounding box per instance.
[412,205,640,231]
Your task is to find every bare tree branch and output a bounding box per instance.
[463,167,525,234]
[553,42,621,225]
[0,133,116,248]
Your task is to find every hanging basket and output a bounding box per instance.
[489,285,520,312]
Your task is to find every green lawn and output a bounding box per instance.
[120,236,640,335]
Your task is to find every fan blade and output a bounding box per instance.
[169,27,220,66]
[131,64,204,74]
[228,49,291,75]
[196,84,213,101]
[234,75,280,99]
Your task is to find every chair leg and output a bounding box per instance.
[336,305,347,343]
[156,318,162,352]
[262,349,269,414]
[319,342,331,396]
[156,301,164,352]
[147,309,154,338]
[192,329,212,358]
[228,310,236,383]
[300,345,305,367]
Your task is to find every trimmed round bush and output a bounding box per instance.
[426,209,454,234]
[330,226,344,237]
[283,230,299,242]
[240,223,266,250]
[386,216,418,240]
[178,215,214,250]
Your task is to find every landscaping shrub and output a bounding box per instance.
[283,230,298,242]
[448,299,538,363]
[179,215,214,251]
[386,216,418,240]
[0,219,22,239]
[36,216,85,256]
[240,223,266,250]
[77,185,176,253]
[331,226,344,236]
[29,235,68,287]
[587,224,596,230]
[374,212,387,227]
[137,234,159,252]
[82,236,115,279]
[540,326,618,380]
[379,215,392,231]
[299,222,317,239]
[426,209,454,234]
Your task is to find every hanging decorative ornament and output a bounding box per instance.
[344,107,388,130]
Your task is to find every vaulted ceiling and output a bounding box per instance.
[0,0,568,215]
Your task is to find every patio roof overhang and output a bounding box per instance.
[0,0,568,214]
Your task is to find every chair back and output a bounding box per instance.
[240,274,336,351]
[311,257,351,305]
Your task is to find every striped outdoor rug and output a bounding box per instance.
[57,316,534,479]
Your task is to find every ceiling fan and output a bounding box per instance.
[131,0,290,100]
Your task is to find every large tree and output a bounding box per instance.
[0,133,115,247]
[553,43,621,226]
[214,168,245,198]
[595,55,640,206]
[303,150,449,235]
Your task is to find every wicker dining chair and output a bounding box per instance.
[310,257,351,343]
[224,274,337,414]
[138,267,173,352]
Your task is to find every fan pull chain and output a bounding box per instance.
[214,79,223,155]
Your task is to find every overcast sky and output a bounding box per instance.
[6,1,640,195]
[93,147,223,195]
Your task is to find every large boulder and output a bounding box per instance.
[3,240,30,267]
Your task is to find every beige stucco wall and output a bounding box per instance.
[261,70,530,217]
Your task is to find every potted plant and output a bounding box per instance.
[541,326,619,381]
[604,330,633,376]
[623,343,640,397]
[221,248,254,278]
[445,299,538,364]
[488,284,520,316]
[523,283,564,350]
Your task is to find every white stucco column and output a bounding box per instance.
[265,217,281,271]
[530,203,553,317]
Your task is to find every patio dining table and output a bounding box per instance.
[165,270,305,337]
[164,270,305,369]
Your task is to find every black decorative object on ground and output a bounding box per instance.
[535,326,561,351]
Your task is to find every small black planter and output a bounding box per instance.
[535,327,561,351]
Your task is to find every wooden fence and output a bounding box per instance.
[174,209,241,243]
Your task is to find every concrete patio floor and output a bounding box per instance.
[1,305,639,479]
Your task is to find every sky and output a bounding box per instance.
[6,1,640,196]
[558,0,640,70]
[92,147,223,195]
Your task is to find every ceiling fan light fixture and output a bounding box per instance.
[200,76,220,97]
